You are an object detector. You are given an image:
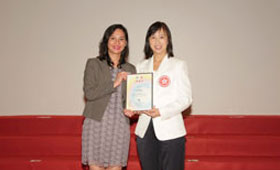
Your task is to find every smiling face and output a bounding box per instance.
[107,28,127,57]
[149,28,168,57]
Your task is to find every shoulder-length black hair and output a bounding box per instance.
[144,21,174,59]
[98,24,129,67]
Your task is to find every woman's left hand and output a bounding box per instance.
[143,107,160,118]
[124,109,136,118]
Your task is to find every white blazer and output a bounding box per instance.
[135,55,192,141]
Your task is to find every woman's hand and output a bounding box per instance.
[114,72,128,88]
[124,109,136,118]
[142,107,160,118]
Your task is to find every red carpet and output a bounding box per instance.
[1,115,280,170]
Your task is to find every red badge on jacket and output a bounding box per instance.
[159,75,170,87]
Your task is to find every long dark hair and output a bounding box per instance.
[98,24,129,67]
[144,21,174,59]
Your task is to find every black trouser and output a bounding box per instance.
[136,120,186,170]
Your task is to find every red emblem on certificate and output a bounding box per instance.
[159,75,170,87]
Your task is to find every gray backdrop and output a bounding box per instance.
[1,0,279,115]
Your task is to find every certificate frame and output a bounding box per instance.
[126,73,153,111]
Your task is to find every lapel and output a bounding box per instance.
[120,63,128,100]
[158,54,169,72]
[150,54,169,73]
[100,60,113,82]
[146,57,154,73]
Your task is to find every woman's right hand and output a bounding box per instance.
[114,71,128,88]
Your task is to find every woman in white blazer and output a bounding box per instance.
[125,21,192,170]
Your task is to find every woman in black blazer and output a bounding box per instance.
[81,24,136,170]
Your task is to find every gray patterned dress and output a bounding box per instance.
[82,68,130,167]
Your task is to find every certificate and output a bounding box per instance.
[126,73,153,111]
